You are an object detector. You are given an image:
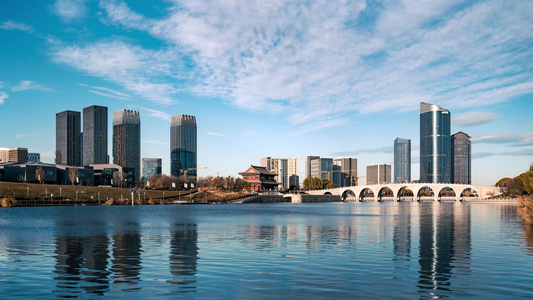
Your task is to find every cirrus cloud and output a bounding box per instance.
[453,112,500,127]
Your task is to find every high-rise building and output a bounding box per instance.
[83,105,108,165]
[27,152,40,162]
[56,110,81,166]
[142,158,162,182]
[333,157,358,187]
[305,156,320,179]
[366,164,392,185]
[8,147,28,164]
[451,132,471,184]
[420,102,451,183]
[0,148,9,163]
[260,157,299,190]
[394,138,411,183]
[309,157,333,180]
[170,115,197,180]
[113,109,140,184]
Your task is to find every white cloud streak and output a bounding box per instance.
[0,92,8,105]
[12,80,53,92]
[206,132,228,137]
[474,131,533,146]
[79,83,132,100]
[16,134,33,139]
[0,21,34,32]
[143,140,169,145]
[52,0,533,126]
[53,0,88,22]
[138,106,172,121]
[453,112,500,127]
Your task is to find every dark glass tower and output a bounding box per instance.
[113,109,140,184]
[451,131,471,184]
[394,137,411,183]
[171,115,197,180]
[83,105,108,165]
[56,110,81,166]
[420,102,451,183]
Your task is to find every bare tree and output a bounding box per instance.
[112,170,123,188]
[35,166,44,183]
[69,167,78,185]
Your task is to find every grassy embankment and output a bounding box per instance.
[0,181,250,207]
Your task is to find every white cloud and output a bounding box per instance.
[12,80,53,92]
[453,112,500,127]
[56,0,533,125]
[138,106,172,121]
[0,21,34,32]
[474,131,533,146]
[52,40,181,104]
[53,0,87,22]
[79,83,132,100]
[16,134,33,139]
[474,148,533,159]
[0,92,8,105]
[206,132,228,137]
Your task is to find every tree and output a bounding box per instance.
[303,177,334,190]
[147,174,161,188]
[69,167,78,185]
[213,176,224,190]
[35,166,44,183]
[112,170,123,188]
[155,174,172,189]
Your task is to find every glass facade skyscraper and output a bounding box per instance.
[83,105,108,165]
[56,110,81,166]
[394,138,411,183]
[420,102,451,183]
[113,109,140,184]
[170,115,197,180]
[142,158,162,182]
[451,131,471,184]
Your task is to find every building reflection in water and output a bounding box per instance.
[53,235,111,297]
[110,224,142,291]
[393,204,412,266]
[416,203,471,298]
[168,223,198,293]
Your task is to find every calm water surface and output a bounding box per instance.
[0,202,532,299]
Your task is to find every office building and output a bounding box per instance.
[27,152,40,163]
[260,157,299,190]
[420,102,451,183]
[305,156,320,179]
[56,110,81,166]
[394,138,411,183]
[451,132,471,184]
[333,157,358,187]
[366,164,392,185]
[83,105,108,165]
[113,109,140,184]
[308,157,333,180]
[170,115,197,180]
[142,158,162,183]
[7,147,28,164]
[0,148,9,163]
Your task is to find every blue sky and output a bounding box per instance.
[1,0,532,186]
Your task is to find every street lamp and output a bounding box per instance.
[76,190,78,204]
[163,192,165,202]
[27,186,29,197]
[98,192,100,203]
[45,187,48,198]
[60,187,62,198]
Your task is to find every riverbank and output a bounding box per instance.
[518,196,533,225]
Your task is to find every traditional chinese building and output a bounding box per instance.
[239,165,280,191]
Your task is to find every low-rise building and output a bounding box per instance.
[239,165,280,191]
[366,164,392,185]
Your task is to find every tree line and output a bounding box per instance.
[496,170,533,196]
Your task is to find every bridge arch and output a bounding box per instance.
[377,186,394,201]
[341,189,356,201]
[460,187,479,198]
[396,186,414,201]
[324,191,332,195]
[438,186,458,201]
[416,186,436,201]
[359,188,376,201]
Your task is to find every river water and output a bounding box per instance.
[0,202,532,299]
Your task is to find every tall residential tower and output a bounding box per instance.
[394,138,411,183]
[451,132,471,184]
[113,109,140,184]
[170,115,197,180]
[83,105,108,165]
[56,110,81,166]
[420,102,451,183]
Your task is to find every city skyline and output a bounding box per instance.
[1,1,532,186]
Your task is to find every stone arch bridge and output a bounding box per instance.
[306,183,501,202]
